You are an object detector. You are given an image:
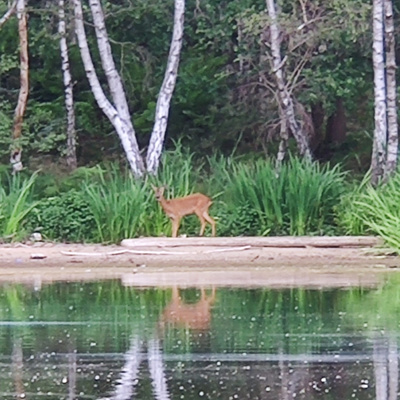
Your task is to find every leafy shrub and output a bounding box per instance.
[27,190,96,242]
[30,166,105,198]
[215,202,264,237]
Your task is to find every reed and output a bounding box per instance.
[83,166,151,243]
[340,172,400,252]
[0,172,37,241]
[222,158,346,236]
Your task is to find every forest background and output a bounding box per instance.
[1,0,400,250]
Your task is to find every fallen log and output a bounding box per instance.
[121,236,381,249]
[61,246,251,257]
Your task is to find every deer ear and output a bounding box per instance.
[151,184,157,191]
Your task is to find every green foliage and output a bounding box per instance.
[27,190,96,242]
[0,0,382,167]
[0,173,38,241]
[216,202,262,237]
[338,172,400,252]
[0,100,13,161]
[155,142,203,196]
[1,152,356,242]
[83,166,152,243]
[221,158,346,236]
[26,102,66,154]
[335,172,371,235]
[30,166,105,198]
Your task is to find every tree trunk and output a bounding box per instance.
[11,0,29,174]
[265,0,312,161]
[73,0,145,178]
[371,0,387,186]
[275,105,288,168]
[383,0,398,180]
[88,0,133,130]
[146,0,185,175]
[59,0,77,171]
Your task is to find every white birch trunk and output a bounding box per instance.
[265,0,312,161]
[371,0,387,186]
[88,0,132,126]
[384,0,398,179]
[146,0,185,175]
[276,104,289,168]
[73,0,145,178]
[59,0,77,171]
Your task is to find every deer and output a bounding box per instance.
[159,287,216,332]
[152,185,216,238]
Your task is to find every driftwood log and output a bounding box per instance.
[120,236,381,249]
[61,246,251,257]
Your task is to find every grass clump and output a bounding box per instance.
[0,172,38,241]
[338,172,400,253]
[221,158,346,236]
[83,166,151,243]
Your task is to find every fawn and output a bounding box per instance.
[160,287,216,331]
[152,185,216,237]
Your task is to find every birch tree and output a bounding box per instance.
[59,0,77,171]
[371,0,398,185]
[74,0,185,177]
[371,0,387,185]
[146,0,185,175]
[265,0,312,161]
[10,0,29,174]
[383,0,397,180]
[73,0,145,178]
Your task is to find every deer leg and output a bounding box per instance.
[203,211,216,236]
[172,286,180,302]
[196,212,206,236]
[171,217,180,238]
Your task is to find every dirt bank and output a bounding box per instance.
[0,236,398,288]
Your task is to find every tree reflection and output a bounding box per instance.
[107,287,216,400]
[373,335,398,400]
[12,337,24,398]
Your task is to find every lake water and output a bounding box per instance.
[0,276,399,399]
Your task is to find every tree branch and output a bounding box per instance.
[0,0,17,29]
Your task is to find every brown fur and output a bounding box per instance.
[152,186,216,237]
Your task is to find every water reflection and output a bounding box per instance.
[0,280,399,399]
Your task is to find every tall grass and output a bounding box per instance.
[83,166,152,243]
[222,158,346,236]
[15,151,354,242]
[0,172,38,241]
[339,172,400,252]
[155,143,204,196]
[82,148,205,242]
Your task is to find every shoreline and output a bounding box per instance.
[0,236,398,287]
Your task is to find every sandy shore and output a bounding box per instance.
[0,237,398,288]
